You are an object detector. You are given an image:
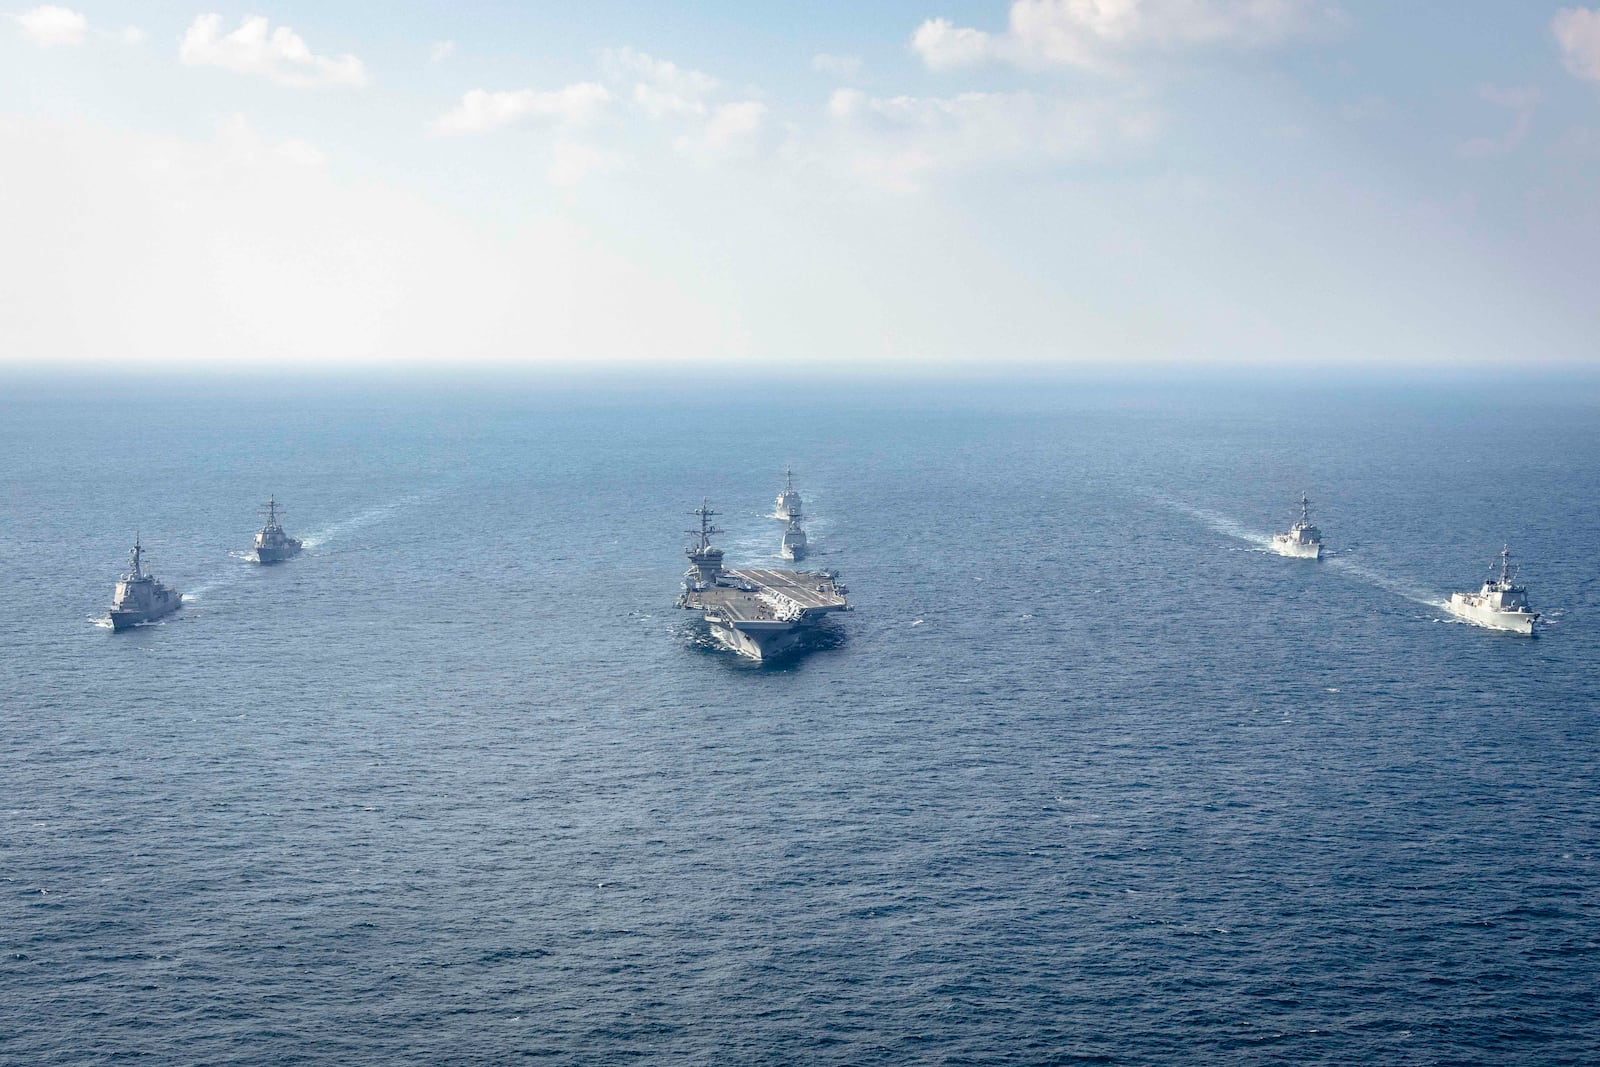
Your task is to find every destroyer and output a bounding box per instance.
[1446,545,1538,635]
[773,468,802,522]
[1271,493,1323,559]
[109,535,182,631]
[253,497,302,563]
[677,500,848,661]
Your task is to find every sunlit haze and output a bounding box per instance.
[5,1,1600,371]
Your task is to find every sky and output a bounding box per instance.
[2,1,1599,372]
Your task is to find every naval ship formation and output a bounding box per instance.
[775,467,807,562]
[98,478,1550,648]
[677,500,849,661]
[1259,491,1540,635]
[106,496,304,630]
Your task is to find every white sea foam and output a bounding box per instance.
[1164,500,1272,548]
[302,493,425,549]
[1321,554,1441,608]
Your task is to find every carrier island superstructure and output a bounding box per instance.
[677,500,848,661]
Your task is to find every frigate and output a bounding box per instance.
[109,535,183,631]
[677,500,848,661]
[773,468,802,522]
[253,497,303,563]
[1446,545,1538,634]
[1271,493,1323,559]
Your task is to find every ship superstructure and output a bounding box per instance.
[677,499,848,661]
[1271,493,1323,559]
[773,469,802,522]
[109,534,183,631]
[1446,545,1538,634]
[780,515,807,562]
[253,497,303,564]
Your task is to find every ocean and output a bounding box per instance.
[2,374,1598,1065]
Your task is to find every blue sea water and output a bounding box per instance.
[2,374,1598,1065]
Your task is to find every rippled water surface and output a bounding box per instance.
[3,377,1598,1065]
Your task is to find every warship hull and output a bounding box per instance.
[255,543,302,564]
[110,599,182,631]
[1445,596,1536,635]
[1271,537,1321,559]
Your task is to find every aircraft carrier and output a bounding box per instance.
[676,500,849,661]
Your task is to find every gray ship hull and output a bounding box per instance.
[110,598,182,631]
[255,543,302,564]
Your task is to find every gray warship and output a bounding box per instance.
[773,468,802,521]
[677,500,848,661]
[780,515,807,562]
[109,535,183,631]
[1446,545,1539,635]
[253,497,302,563]
[1270,493,1323,559]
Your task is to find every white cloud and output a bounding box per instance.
[912,0,1340,73]
[12,5,87,47]
[122,26,148,45]
[911,18,1000,71]
[823,87,1157,192]
[675,100,767,156]
[548,139,624,186]
[0,114,740,366]
[1554,7,1600,81]
[596,46,765,159]
[811,53,864,80]
[704,100,767,148]
[179,14,368,88]
[209,112,328,169]
[1458,85,1540,159]
[602,46,720,117]
[430,83,611,136]
[429,39,455,64]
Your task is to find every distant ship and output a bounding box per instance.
[1446,545,1538,635]
[109,535,182,631]
[677,500,848,661]
[773,468,802,521]
[1271,493,1323,559]
[253,497,302,563]
[780,515,807,562]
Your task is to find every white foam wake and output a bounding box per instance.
[302,493,424,549]
[1164,501,1273,549]
[1321,554,1444,610]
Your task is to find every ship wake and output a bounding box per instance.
[303,493,426,549]
[1321,554,1444,610]
[1164,501,1273,549]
